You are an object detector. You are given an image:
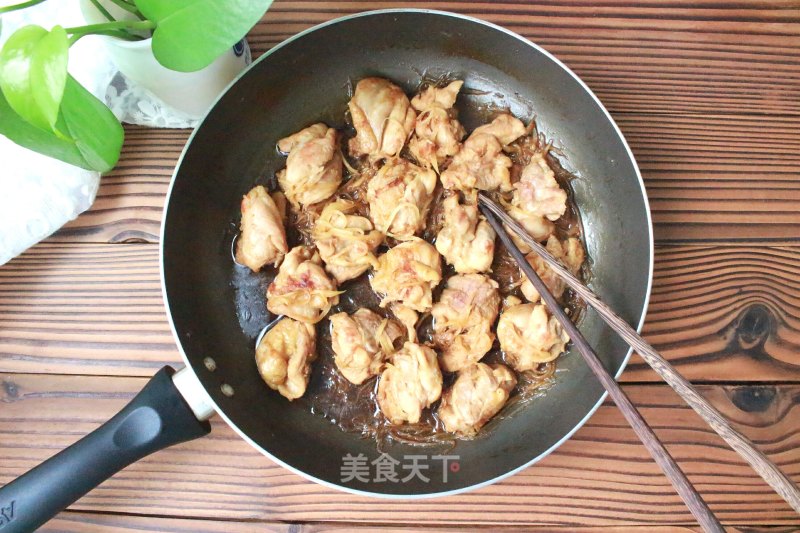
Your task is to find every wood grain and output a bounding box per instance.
[3,243,798,381]
[48,513,791,533]
[1,374,798,526]
[630,246,800,382]
[486,204,724,530]
[247,0,800,116]
[484,197,800,516]
[50,110,800,245]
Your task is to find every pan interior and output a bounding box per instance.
[162,10,652,496]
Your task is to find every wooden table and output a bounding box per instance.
[2,1,799,531]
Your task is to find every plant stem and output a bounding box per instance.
[0,0,48,14]
[64,19,155,37]
[88,0,116,22]
[69,29,141,46]
[106,0,144,19]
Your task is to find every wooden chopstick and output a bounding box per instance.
[478,193,800,517]
[480,206,724,532]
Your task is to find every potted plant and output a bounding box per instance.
[0,0,272,172]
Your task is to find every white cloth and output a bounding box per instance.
[0,1,198,265]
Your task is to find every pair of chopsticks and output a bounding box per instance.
[478,193,800,532]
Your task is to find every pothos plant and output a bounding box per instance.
[0,0,272,172]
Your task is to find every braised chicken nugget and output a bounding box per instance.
[370,238,442,312]
[408,81,466,170]
[504,200,555,253]
[377,342,443,424]
[438,362,517,435]
[348,77,416,161]
[366,158,437,239]
[255,318,316,400]
[512,152,567,222]
[330,309,404,385]
[277,123,342,207]
[312,199,383,283]
[236,185,288,271]
[267,246,341,323]
[520,236,584,304]
[440,114,526,192]
[497,303,569,370]
[432,274,500,372]
[435,195,495,274]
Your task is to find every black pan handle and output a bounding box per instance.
[0,366,211,533]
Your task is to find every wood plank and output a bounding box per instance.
[45,514,290,533]
[1,374,798,526]
[50,111,800,245]
[629,245,800,382]
[51,128,188,244]
[52,512,782,533]
[3,243,797,381]
[248,0,800,115]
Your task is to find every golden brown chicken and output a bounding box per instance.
[408,80,466,171]
[439,113,526,192]
[377,342,443,424]
[512,152,567,222]
[497,303,569,371]
[235,185,288,271]
[370,238,442,312]
[504,200,555,253]
[330,309,405,385]
[277,123,342,207]
[312,199,384,283]
[520,236,585,304]
[255,317,316,400]
[348,77,416,161]
[432,274,501,372]
[435,194,495,273]
[266,245,341,323]
[438,362,517,435]
[366,158,437,239]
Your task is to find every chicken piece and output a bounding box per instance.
[312,199,383,283]
[432,274,501,372]
[410,80,462,112]
[255,317,316,400]
[267,246,341,323]
[366,158,437,239]
[504,201,555,253]
[520,236,585,303]
[497,303,569,370]
[377,342,443,424]
[512,152,567,221]
[277,123,342,207]
[391,303,419,343]
[370,238,442,312]
[440,114,526,192]
[408,81,466,170]
[471,114,528,146]
[435,195,495,273]
[330,309,404,385]
[235,186,288,271]
[348,77,416,161]
[438,362,517,435]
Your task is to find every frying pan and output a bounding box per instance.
[0,9,653,531]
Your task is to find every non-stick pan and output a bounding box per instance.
[0,10,653,531]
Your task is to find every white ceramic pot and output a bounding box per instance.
[78,0,250,119]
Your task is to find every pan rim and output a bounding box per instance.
[159,8,655,499]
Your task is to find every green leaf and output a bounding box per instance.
[0,25,69,132]
[60,75,124,171]
[135,0,271,72]
[0,75,123,172]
